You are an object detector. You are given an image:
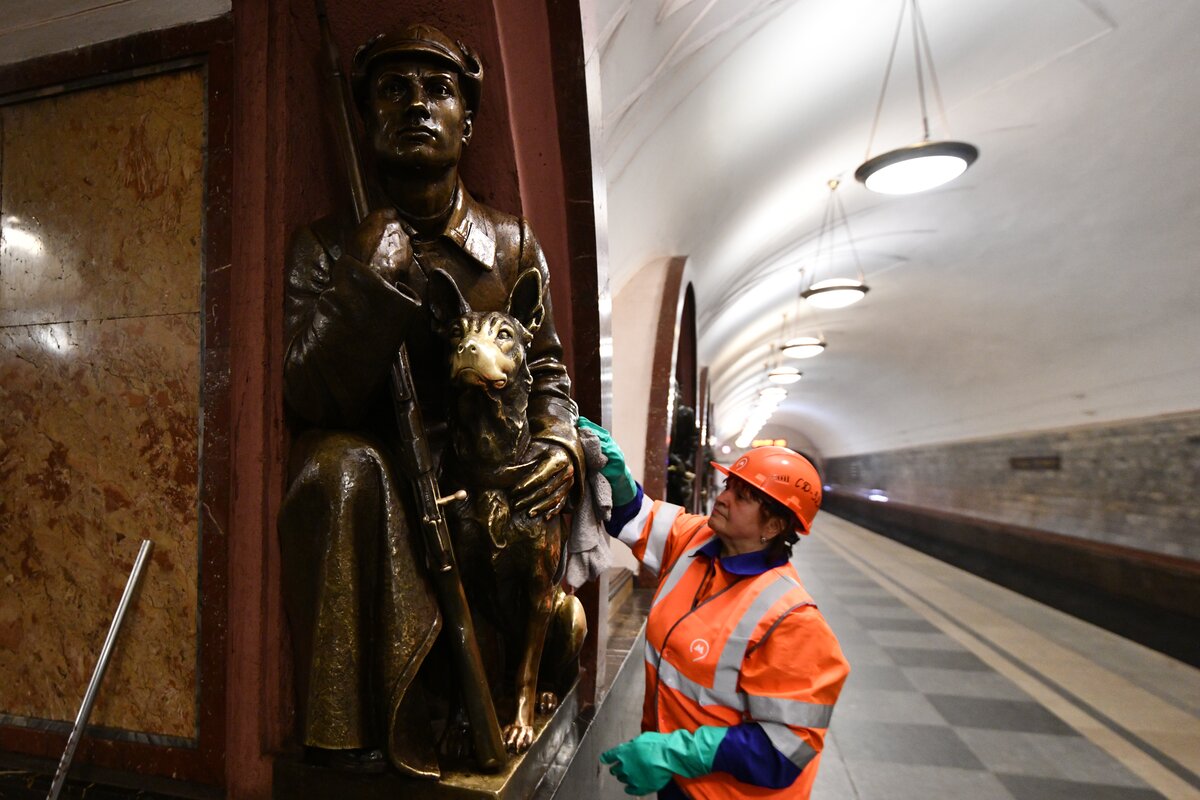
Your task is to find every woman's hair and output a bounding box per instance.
[757,492,799,562]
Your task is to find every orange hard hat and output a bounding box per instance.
[711,446,823,534]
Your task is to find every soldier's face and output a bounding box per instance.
[368,60,473,171]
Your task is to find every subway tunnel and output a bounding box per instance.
[0,1,1196,799]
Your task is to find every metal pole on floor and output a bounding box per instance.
[46,539,153,800]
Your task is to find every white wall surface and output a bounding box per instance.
[608,256,677,571]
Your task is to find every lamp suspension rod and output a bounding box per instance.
[777,312,789,363]
[798,270,826,337]
[910,0,930,140]
[863,0,911,161]
[791,265,803,323]
[912,0,952,136]
[792,267,814,337]
[811,180,837,288]
[832,182,866,282]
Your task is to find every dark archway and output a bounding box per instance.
[641,257,698,505]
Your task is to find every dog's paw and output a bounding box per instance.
[503,723,535,753]
[536,691,559,715]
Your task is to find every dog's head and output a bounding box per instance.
[429,268,545,392]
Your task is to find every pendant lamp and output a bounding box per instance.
[800,180,869,309]
[855,0,978,194]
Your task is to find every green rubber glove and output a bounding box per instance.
[578,416,638,507]
[600,727,727,796]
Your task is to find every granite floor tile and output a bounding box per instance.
[833,688,948,724]
[843,603,922,619]
[900,666,1029,700]
[802,565,860,577]
[816,616,868,636]
[868,630,961,650]
[834,640,899,667]
[956,729,1154,787]
[820,622,863,641]
[816,608,864,625]
[835,593,905,607]
[833,719,985,769]
[811,730,855,800]
[841,664,916,691]
[827,629,879,649]
[886,647,991,671]
[927,695,1076,735]
[996,774,1166,800]
[831,585,895,598]
[855,616,941,632]
[844,762,1016,800]
[954,727,1064,780]
[829,577,879,588]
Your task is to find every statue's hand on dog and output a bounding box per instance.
[512,441,574,520]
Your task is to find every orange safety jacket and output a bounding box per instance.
[615,496,849,799]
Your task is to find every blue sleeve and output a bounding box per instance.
[604,483,644,536]
[711,722,802,789]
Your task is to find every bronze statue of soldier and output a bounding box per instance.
[278,24,583,779]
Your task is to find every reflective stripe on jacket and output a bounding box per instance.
[616,497,849,799]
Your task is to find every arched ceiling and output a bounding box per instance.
[586,0,1200,458]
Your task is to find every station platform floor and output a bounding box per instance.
[799,514,1200,800]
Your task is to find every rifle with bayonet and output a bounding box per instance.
[312,0,507,772]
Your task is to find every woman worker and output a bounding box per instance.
[579,418,849,799]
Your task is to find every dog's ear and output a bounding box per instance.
[507,268,545,335]
[428,269,471,334]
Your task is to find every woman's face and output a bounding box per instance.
[709,476,781,556]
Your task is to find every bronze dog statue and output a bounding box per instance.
[429,268,585,754]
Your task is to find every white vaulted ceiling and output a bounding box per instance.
[587,0,1200,457]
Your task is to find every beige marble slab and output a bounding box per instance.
[0,314,200,737]
[0,67,205,740]
[0,69,203,327]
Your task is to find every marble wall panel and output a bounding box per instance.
[0,70,203,328]
[0,68,204,739]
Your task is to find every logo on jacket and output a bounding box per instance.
[689,638,710,661]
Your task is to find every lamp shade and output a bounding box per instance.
[802,278,869,309]
[855,140,978,195]
[782,336,826,359]
[767,366,802,384]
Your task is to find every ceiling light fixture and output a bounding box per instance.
[855,0,978,195]
[803,278,868,309]
[783,273,829,356]
[782,335,826,359]
[767,366,802,385]
[800,179,869,309]
[765,315,804,385]
[736,380,791,449]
